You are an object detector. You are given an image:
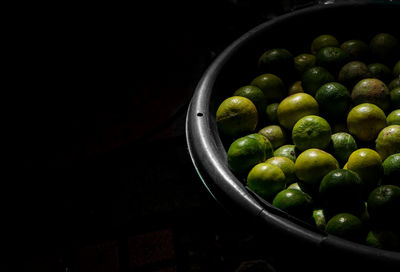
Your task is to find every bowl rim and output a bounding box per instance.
[186,1,400,264]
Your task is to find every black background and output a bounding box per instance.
[11,1,295,271]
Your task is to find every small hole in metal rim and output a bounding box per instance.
[197,112,203,117]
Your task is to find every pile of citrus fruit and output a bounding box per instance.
[216,33,400,250]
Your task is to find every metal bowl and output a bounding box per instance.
[186,2,400,270]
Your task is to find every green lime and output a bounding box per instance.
[265,102,279,124]
[382,153,400,186]
[292,115,332,151]
[246,133,274,160]
[366,230,400,251]
[367,185,400,230]
[347,103,386,142]
[390,87,400,109]
[315,46,349,74]
[302,66,335,96]
[227,135,267,175]
[266,156,296,184]
[387,109,400,125]
[233,85,267,115]
[315,82,351,120]
[368,63,393,84]
[288,182,302,191]
[250,73,286,102]
[313,209,327,230]
[295,148,339,187]
[294,53,316,73]
[347,148,383,195]
[311,34,339,55]
[216,96,258,138]
[277,93,319,130]
[351,78,390,112]
[389,77,400,90]
[375,125,400,161]
[369,33,399,64]
[325,213,364,242]
[319,169,364,216]
[338,61,372,89]
[394,60,400,77]
[288,81,304,95]
[258,48,294,79]
[329,132,358,166]
[273,144,297,162]
[340,39,370,61]
[247,162,286,201]
[272,188,313,220]
[258,125,287,149]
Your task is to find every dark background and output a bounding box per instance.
[11,1,329,271]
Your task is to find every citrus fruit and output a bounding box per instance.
[227,135,267,175]
[367,185,400,230]
[294,53,316,73]
[340,39,369,61]
[233,85,267,115]
[366,230,400,251]
[329,132,358,166]
[338,61,372,88]
[325,213,364,242]
[273,144,297,162]
[390,87,400,109]
[394,60,400,77]
[265,102,279,124]
[258,48,293,78]
[351,78,390,112]
[288,81,304,95]
[315,46,350,74]
[292,115,332,151]
[319,169,364,216]
[313,209,327,230]
[387,109,400,125]
[368,63,393,84]
[276,93,319,130]
[389,77,400,90]
[247,162,286,201]
[266,156,296,184]
[311,34,339,55]
[346,103,386,142]
[382,153,400,186]
[301,66,335,96]
[246,133,274,159]
[216,96,258,138]
[315,82,351,120]
[375,125,400,160]
[250,73,286,101]
[258,125,287,149]
[272,188,313,220]
[288,182,301,191]
[295,148,339,186]
[369,33,399,64]
[347,148,383,194]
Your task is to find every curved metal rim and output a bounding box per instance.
[186,1,400,263]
